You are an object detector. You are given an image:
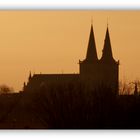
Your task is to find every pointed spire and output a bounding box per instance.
[24,82,26,87]
[85,24,98,62]
[29,71,32,81]
[101,26,114,62]
[23,82,26,91]
[91,17,93,25]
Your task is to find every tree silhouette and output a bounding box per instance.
[0,85,14,94]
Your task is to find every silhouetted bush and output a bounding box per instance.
[0,85,14,94]
[1,82,140,129]
[27,82,118,128]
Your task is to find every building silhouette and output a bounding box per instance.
[23,24,119,94]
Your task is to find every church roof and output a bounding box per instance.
[85,24,98,62]
[100,26,116,63]
[30,74,80,83]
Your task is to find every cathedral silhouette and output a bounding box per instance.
[23,24,119,94]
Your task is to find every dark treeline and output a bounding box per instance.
[30,82,140,129]
[0,82,140,129]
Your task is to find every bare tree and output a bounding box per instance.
[119,81,133,95]
[0,85,14,94]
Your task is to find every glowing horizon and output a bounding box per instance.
[0,11,139,92]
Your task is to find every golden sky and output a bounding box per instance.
[0,10,139,91]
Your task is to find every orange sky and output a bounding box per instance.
[0,10,139,91]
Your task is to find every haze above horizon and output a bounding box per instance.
[0,11,139,91]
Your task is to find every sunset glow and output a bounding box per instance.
[0,11,139,91]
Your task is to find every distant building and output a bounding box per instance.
[23,24,119,94]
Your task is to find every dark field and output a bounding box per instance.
[0,83,139,129]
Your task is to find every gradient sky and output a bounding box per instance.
[0,10,139,91]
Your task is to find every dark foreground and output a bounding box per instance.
[0,84,140,129]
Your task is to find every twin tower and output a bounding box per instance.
[79,24,119,93]
[24,24,119,94]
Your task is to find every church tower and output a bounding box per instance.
[99,26,119,94]
[79,24,98,75]
[100,26,115,63]
[79,24,119,94]
[79,24,100,89]
[85,24,98,62]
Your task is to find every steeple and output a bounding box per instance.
[85,24,98,62]
[28,71,32,81]
[23,82,26,91]
[101,26,114,62]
